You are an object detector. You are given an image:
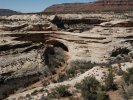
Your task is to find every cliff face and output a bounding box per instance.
[96,0,133,5]
[0,13,133,99]
[44,0,133,14]
[0,9,21,16]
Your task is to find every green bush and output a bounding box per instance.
[120,84,129,100]
[57,73,68,82]
[120,84,133,100]
[120,90,129,100]
[48,85,72,98]
[123,67,133,84]
[57,60,96,82]
[127,85,133,97]
[104,69,116,91]
[44,47,65,68]
[116,67,124,76]
[75,76,110,100]
[75,76,99,91]
[69,96,80,100]
[97,91,109,100]
[75,76,101,100]
[69,60,94,70]
[67,66,77,78]
[66,60,95,78]
[123,72,130,84]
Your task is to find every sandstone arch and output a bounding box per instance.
[45,40,69,52]
[43,40,69,69]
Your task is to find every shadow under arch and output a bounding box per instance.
[45,39,69,52]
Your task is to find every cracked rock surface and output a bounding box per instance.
[0,13,133,100]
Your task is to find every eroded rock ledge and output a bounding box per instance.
[0,13,133,99]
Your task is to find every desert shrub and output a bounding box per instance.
[128,74,133,84]
[57,73,68,82]
[96,91,109,100]
[104,69,116,91]
[120,91,129,100]
[44,46,65,68]
[123,72,130,84]
[69,60,94,70]
[76,76,100,90]
[127,85,133,97]
[116,67,124,76]
[127,67,133,77]
[42,80,48,87]
[58,60,95,82]
[66,60,95,78]
[67,66,77,78]
[31,90,38,95]
[123,67,133,84]
[120,84,129,100]
[69,96,80,100]
[75,76,100,100]
[57,66,77,82]
[120,83,133,100]
[57,60,96,82]
[48,85,72,98]
[82,91,97,100]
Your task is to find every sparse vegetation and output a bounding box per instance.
[97,91,109,100]
[57,73,70,82]
[123,67,133,84]
[75,76,109,100]
[69,96,80,100]
[127,85,133,97]
[57,60,96,82]
[42,80,48,87]
[120,82,133,100]
[104,69,116,91]
[67,66,77,78]
[120,83,129,100]
[116,67,124,76]
[69,60,94,70]
[44,46,66,68]
[67,60,95,77]
[31,90,38,95]
[1,2,133,99]
[119,67,133,100]
[48,85,72,98]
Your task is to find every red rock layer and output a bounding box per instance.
[44,0,133,14]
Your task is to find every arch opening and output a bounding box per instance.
[45,40,69,52]
[43,40,69,69]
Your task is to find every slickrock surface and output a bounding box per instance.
[0,13,133,99]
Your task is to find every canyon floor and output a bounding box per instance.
[0,13,133,100]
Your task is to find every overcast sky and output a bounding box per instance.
[0,0,95,13]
